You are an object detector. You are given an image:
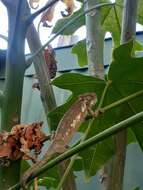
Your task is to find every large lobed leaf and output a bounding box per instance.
[48,41,143,180]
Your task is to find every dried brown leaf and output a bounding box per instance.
[0,122,47,163]
[62,0,75,16]
[41,2,57,23]
[44,45,57,79]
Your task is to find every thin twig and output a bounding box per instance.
[26,0,59,25]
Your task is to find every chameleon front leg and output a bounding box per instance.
[88,107,104,118]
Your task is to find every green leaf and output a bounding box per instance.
[80,138,114,180]
[134,40,143,51]
[108,40,143,150]
[71,39,87,67]
[38,177,58,188]
[137,0,143,24]
[72,156,83,171]
[52,7,85,35]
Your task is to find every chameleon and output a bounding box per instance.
[20,92,98,189]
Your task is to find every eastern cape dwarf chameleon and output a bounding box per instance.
[20,93,98,189]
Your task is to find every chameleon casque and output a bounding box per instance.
[20,92,97,189]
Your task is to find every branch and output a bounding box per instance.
[9,110,143,190]
[121,0,138,43]
[85,0,104,79]
[26,23,56,118]
[26,2,114,63]
[0,34,8,41]
[26,0,59,25]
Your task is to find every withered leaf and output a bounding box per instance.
[61,0,75,16]
[0,122,47,163]
[41,2,57,23]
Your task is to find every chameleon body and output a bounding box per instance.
[20,93,97,189]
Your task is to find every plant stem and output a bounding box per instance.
[121,0,138,43]
[103,89,143,112]
[0,1,28,189]
[27,24,56,118]
[85,0,104,79]
[98,81,111,108]
[9,110,143,190]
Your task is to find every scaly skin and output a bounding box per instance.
[20,93,97,189]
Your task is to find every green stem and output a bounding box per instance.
[98,81,111,108]
[85,0,104,79]
[9,111,143,190]
[56,155,77,190]
[103,89,143,112]
[27,2,114,63]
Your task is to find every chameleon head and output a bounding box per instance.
[79,93,97,106]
